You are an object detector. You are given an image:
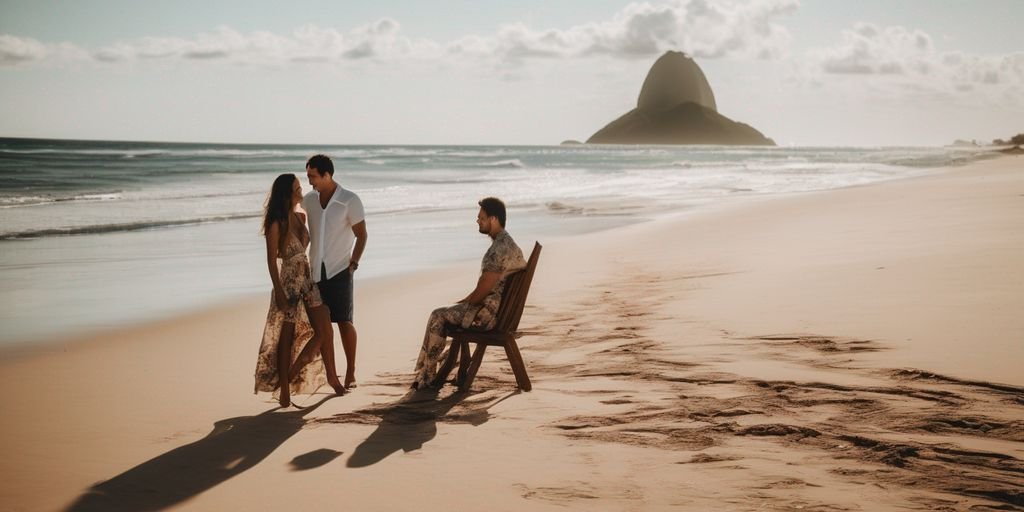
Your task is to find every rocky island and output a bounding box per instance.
[587,51,775,146]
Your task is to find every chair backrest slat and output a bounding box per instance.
[494,242,542,334]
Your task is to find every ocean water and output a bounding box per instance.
[0,137,990,345]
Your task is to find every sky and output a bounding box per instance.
[1,0,1022,146]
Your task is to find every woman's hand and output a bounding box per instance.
[274,288,288,310]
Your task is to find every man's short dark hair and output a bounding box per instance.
[306,154,334,176]
[478,197,507,228]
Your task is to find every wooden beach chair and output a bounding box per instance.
[433,242,542,392]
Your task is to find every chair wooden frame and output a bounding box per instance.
[432,242,542,392]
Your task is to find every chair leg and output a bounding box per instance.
[504,339,532,392]
[432,341,461,388]
[455,340,471,386]
[460,344,488,392]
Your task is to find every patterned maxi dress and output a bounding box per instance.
[254,219,327,398]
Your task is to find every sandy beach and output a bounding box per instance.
[1,155,1021,511]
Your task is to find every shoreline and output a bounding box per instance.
[0,150,992,350]
[1,154,1021,511]
[0,142,1001,348]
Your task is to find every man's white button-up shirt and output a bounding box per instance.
[302,186,365,282]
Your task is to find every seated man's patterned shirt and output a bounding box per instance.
[462,230,527,329]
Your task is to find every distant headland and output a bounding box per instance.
[583,51,774,146]
[949,132,1023,155]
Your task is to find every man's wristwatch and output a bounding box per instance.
[350,261,359,270]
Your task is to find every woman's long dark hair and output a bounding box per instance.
[263,173,296,253]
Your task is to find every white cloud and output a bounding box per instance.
[813,22,1024,94]
[817,23,932,75]
[0,35,48,65]
[946,52,1024,89]
[0,35,90,66]
[450,0,798,63]
[84,19,435,65]
[1,0,797,68]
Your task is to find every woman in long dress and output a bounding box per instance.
[254,173,346,407]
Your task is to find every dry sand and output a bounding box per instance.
[1,155,1021,511]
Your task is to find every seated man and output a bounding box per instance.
[412,197,527,389]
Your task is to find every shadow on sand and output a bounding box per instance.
[310,387,518,468]
[64,395,335,512]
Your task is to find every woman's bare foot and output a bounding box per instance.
[328,376,346,395]
[344,373,357,389]
[278,391,290,408]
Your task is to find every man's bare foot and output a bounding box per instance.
[345,374,357,389]
[279,394,290,408]
[410,380,438,392]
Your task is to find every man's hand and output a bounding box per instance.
[350,220,367,274]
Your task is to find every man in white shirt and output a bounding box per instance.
[303,154,367,390]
